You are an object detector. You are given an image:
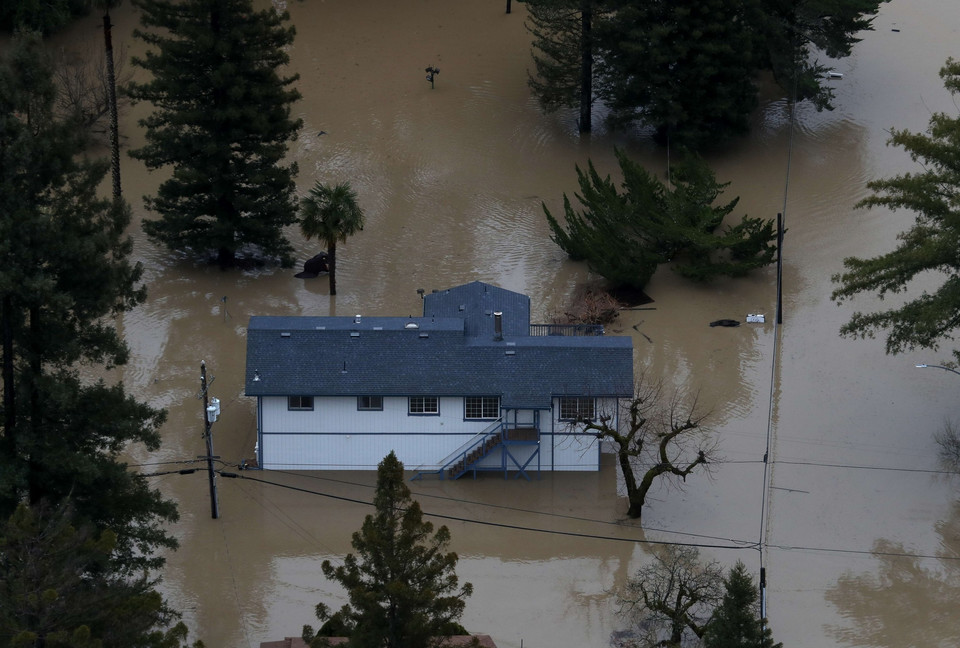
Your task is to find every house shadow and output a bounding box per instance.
[824,500,960,647]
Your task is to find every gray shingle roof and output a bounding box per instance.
[245,282,633,409]
[423,281,530,338]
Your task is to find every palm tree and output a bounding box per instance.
[299,180,365,295]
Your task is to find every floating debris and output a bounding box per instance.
[710,319,740,327]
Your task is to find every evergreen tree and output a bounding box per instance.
[128,0,302,268]
[0,503,198,648]
[754,0,888,111]
[545,149,776,291]
[598,0,759,149]
[703,562,781,648]
[831,59,960,364]
[0,0,90,33]
[303,452,473,648]
[0,31,176,574]
[528,0,885,147]
[525,0,608,133]
[299,181,366,296]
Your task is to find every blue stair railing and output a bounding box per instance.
[410,418,503,480]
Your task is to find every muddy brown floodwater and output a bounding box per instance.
[37,0,960,646]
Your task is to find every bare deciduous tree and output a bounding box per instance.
[935,418,960,473]
[52,42,131,137]
[614,545,723,648]
[578,374,719,520]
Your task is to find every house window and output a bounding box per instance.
[465,396,500,420]
[559,396,595,421]
[358,396,383,411]
[288,396,314,411]
[408,396,439,415]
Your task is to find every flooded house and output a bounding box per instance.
[244,282,633,477]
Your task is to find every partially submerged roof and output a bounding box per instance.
[245,282,633,408]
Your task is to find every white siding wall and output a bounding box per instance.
[258,395,622,472]
[259,395,499,471]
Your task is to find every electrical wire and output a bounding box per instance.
[225,470,756,551]
[217,469,960,563]
[257,465,754,545]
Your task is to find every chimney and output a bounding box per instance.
[494,311,503,341]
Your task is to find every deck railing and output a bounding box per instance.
[528,323,604,337]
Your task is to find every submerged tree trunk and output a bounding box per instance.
[217,246,234,269]
[27,305,43,505]
[328,242,338,295]
[103,10,121,202]
[578,0,592,133]
[618,446,644,518]
[2,294,15,455]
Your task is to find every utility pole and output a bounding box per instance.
[200,360,220,519]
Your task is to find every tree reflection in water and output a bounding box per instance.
[825,502,960,647]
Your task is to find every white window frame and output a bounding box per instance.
[464,396,500,420]
[558,396,595,421]
[408,396,439,415]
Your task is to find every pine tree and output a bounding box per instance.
[528,0,885,147]
[0,31,177,574]
[545,149,776,291]
[831,59,960,364]
[303,452,473,648]
[598,0,759,149]
[754,0,888,111]
[525,0,608,133]
[703,562,781,648]
[0,503,197,648]
[128,0,302,268]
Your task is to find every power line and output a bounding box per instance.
[259,466,756,546]
[127,459,207,468]
[225,471,756,551]
[218,470,960,563]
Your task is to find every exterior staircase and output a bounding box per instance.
[410,422,541,481]
[447,432,503,479]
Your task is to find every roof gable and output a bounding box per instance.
[423,281,530,338]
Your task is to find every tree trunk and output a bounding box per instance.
[103,10,121,202]
[328,242,338,295]
[2,294,15,456]
[578,0,593,133]
[27,305,43,504]
[217,246,234,269]
[618,448,644,519]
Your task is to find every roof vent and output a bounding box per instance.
[404,322,420,329]
[350,331,360,338]
[354,314,362,324]
[505,350,515,356]
[494,312,503,341]
[280,332,291,338]
[419,332,429,338]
